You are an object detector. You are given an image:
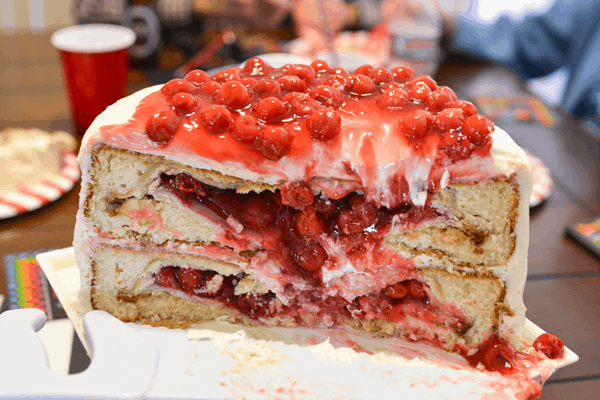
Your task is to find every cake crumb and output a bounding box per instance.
[226,341,284,374]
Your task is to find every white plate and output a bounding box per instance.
[33,247,578,400]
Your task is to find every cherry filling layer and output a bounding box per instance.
[151,172,470,337]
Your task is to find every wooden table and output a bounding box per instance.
[1,32,599,397]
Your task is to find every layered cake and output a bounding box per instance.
[75,58,552,371]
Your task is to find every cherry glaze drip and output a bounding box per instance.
[98,58,498,209]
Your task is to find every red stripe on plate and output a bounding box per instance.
[15,184,51,205]
[0,197,29,214]
[40,179,67,193]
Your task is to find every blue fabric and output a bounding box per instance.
[452,0,600,120]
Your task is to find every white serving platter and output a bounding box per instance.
[11,247,577,400]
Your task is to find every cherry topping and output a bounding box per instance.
[400,109,433,139]
[481,340,516,374]
[281,181,314,210]
[376,87,408,109]
[184,70,211,87]
[200,105,232,134]
[323,74,352,91]
[351,74,377,95]
[231,115,260,143]
[294,206,322,236]
[213,67,241,83]
[257,126,293,160]
[254,97,289,121]
[310,85,344,108]
[533,333,564,359]
[278,75,308,93]
[293,242,327,272]
[239,77,258,88]
[254,79,282,98]
[425,89,454,111]
[282,64,316,81]
[153,267,180,289]
[408,75,438,91]
[463,114,494,144]
[306,108,341,141]
[354,64,373,76]
[171,92,198,113]
[240,196,275,230]
[161,79,197,97]
[391,66,415,83]
[310,59,330,73]
[385,282,409,299]
[215,81,251,109]
[407,280,427,299]
[146,109,180,143]
[198,81,222,95]
[434,108,466,131]
[449,100,478,117]
[243,57,274,76]
[408,82,432,102]
[370,67,394,85]
[177,268,204,291]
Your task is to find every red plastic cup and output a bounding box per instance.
[51,24,136,136]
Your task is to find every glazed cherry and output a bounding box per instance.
[173,173,205,195]
[153,268,180,289]
[349,194,377,227]
[355,64,373,76]
[231,115,260,143]
[200,105,232,134]
[184,70,211,87]
[385,282,409,299]
[161,79,197,97]
[310,59,330,73]
[425,90,454,111]
[408,82,432,102]
[281,181,314,210]
[449,100,478,117]
[213,67,240,83]
[437,86,458,101]
[330,67,348,75]
[239,77,258,88]
[391,66,415,83]
[463,114,494,144]
[198,81,222,95]
[215,81,251,109]
[313,196,339,214]
[407,280,427,299]
[254,79,282,98]
[376,87,408,109]
[434,108,466,131]
[254,97,289,121]
[278,75,307,93]
[400,109,433,139]
[445,136,473,161]
[337,208,364,235]
[257,126,294,160]
[481,340,516,374]
[240,197,275,230]
[289,95,322,117]
[408,75,437,91]
[177,268,204,291]
[306,108,341,141]
[243,57,274,76]
[293,242,327,272]
[147,109,180,143]
[171,92,198,113]
[323,74,352,91]
[310,85,344,108]
[282,64,316,81]
[351,74,377,95]
[294,206,322,237]
[370,68,394,85]
[533,333,564,359]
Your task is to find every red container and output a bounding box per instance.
[51,24,136,136]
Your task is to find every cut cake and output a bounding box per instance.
[74,59,533,361]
